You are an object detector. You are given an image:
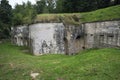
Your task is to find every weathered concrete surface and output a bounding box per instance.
[29,23,65,55]
[29,23,85,55]
[11,25,28,46]
[11,20,120,55]
[64,25,85,55]
[84,20,120,49]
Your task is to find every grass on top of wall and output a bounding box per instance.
[35,5,120,25]
[0,42,120,80]
[35,13,81,25]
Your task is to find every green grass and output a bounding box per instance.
[35,5,120,25]
[81,5,120,23]
[0,42,120,80]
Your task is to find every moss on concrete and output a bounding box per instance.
[34,5,120,25]
[35,13,81,25]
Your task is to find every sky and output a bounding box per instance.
[8,0,36,8]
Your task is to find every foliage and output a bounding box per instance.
[54,0,120,13]
[46,0,56,13]
[35,5,120,25]
[13,1,37,26]
[114,0,120,5]
[35,0,56,13]
[55,0,64,13]
[35,0,46,14]
[0,0,120,39]
[0,0,12,25]
[0,0,12,39]
[34,0,120,13]
[0,42,120,80]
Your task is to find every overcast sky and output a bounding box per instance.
[8,0,36,8]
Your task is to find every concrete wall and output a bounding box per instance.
[64,25,85,55]
[29,23,65,55]
[11,25,28,46]
[11,20,120,55]
[84,20,120,49]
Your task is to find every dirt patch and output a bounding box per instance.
[0,64,4,68]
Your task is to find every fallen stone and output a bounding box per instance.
[30,71,39,79]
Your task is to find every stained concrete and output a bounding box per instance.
[84,20,120,49]
[11,20,120,55]
[11,25,28,46]
[29,23,65,55]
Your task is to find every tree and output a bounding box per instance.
[46,0,56,13]
[55,0,64,13]
[0,0,12,25]
[114,0,120,5]
[35,0,56,13]
[35,0,46,14]
[60,0,97,13]
[63,0,73,13]
[13,1,37,25]
[0,0,12,39]
[23,1,37,24]
[96,0,111,9]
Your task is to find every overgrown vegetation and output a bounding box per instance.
[35,0,120,13]
[81,5,120,23]
[0,42,120,80]
[35,13,81,25]
[0,0,12,39]
[0,0,120,38]
[12,1,37,25]
[35,5,120,24]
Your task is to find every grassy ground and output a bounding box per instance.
[35,5,120,25]
[0,42,120,80]
[81,5,120,23]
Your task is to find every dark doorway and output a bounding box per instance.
[64,37,69,55]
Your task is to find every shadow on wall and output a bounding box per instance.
[64,37,69,55]
[11,20,120,55]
